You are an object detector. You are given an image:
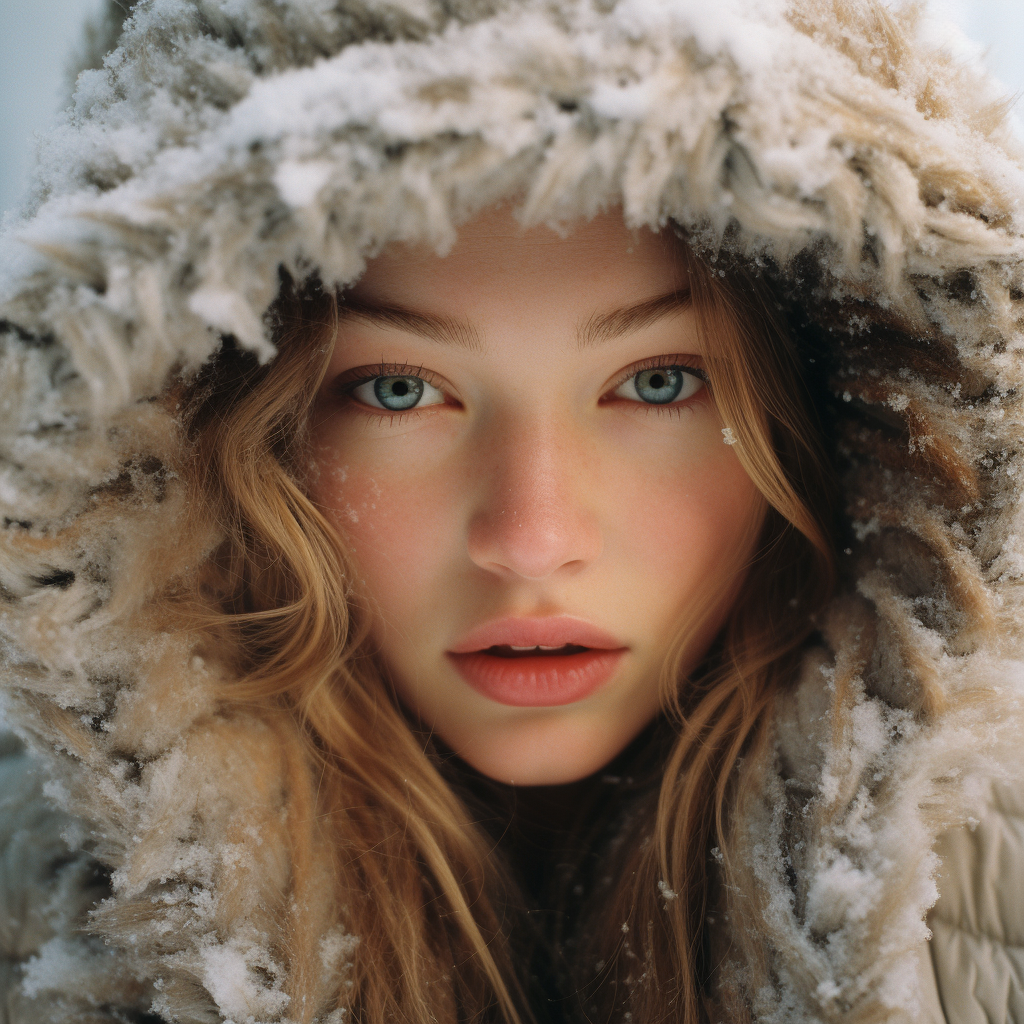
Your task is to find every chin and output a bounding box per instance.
[448,715,638,786]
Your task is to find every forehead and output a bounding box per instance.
[349,208,689,316]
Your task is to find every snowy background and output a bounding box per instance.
[1,0,1023,217]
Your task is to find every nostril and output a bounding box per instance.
[467,511,600,579]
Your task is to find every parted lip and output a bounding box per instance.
[447,616,626,654]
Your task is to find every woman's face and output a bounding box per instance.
[309,208,763,785]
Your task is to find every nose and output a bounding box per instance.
[466,416,602,580]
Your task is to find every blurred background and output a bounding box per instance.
[1,0,1023,217]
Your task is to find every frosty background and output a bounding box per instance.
[1,0,1023,217]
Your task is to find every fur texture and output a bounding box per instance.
[2,0,1024,1020]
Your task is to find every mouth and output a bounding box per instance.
[484,643,590,658]
[448,615,624,654]
[447,618,627,707]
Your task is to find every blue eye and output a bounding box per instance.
[351,374,445,411]
[614,366,704,405]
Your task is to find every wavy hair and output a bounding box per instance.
[177,234,836,1024]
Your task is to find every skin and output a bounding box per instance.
[309,207,764,785]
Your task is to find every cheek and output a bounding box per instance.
[603,420,762,622]
[308,440,461,634]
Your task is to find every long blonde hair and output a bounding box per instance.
[177,236,836,1024]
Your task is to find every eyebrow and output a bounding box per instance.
[577,290,693,348]
[336,289,692,352]
[337,298,483,351]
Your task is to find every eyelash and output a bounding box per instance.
[335,362,444,390]
[333,357,709,418]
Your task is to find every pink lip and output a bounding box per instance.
[447,616,628,708]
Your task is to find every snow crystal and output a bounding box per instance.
[200,940,291,1023]
[815,978,841,1003]
[609,0,790,75]
[852,517,880,542]
[320,929,360,970]
[804,852,882,932]
[274,159,335,208]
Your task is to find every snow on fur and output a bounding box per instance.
[1,0,1024,1020]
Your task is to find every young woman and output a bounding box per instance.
[1,1,1022,1023]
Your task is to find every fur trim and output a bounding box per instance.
[2,0,1024,1020]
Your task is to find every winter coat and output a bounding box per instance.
[2,0,1024,1021]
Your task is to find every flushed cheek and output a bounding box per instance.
[604,442,760,635]
[310,450,462,642]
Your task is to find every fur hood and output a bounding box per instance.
[3,0,1024,1020]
